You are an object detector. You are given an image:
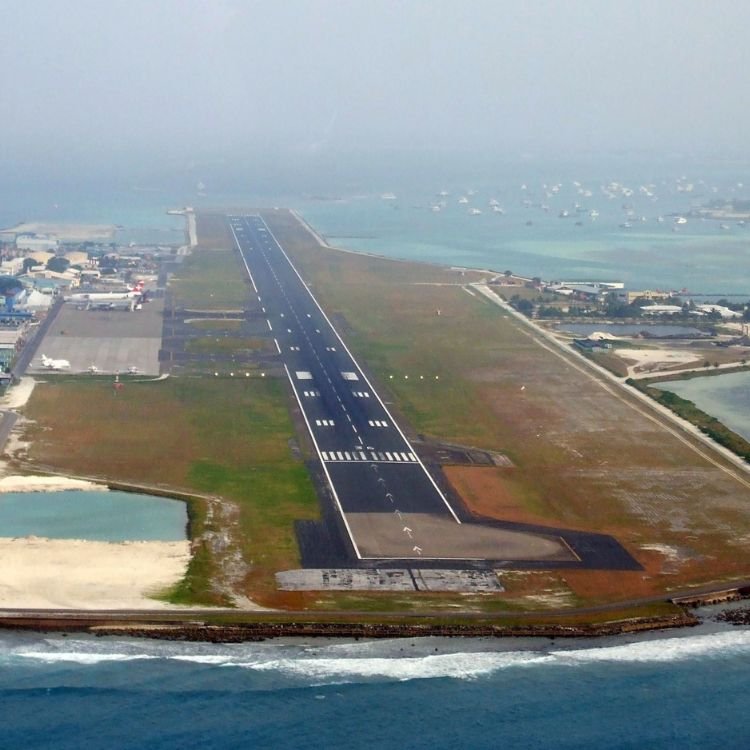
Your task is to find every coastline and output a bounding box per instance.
[0,608,701,642]
[0,377,194,610]
[2,580,750,642]
[0,210,748,635]
[283,211,750,471]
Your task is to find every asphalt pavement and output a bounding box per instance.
[229,215,463,560]
[228,214,640,571]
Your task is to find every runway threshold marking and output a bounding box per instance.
[279,363,361,558]
[231,216,463,540]
[321,453,417,464]
[253,214,462,524]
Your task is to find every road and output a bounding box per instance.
[230,215,467,561]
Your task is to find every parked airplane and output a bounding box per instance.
[87,364,100,374]
[66,281,144,304]
[40,355,71,370]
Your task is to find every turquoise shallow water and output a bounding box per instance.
[4,157,750,293]
[296,193,750,294]
[656,371,750,442]
[0,490,187,542]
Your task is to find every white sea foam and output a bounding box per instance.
[17,651,157,665]
[7,628,750,682]
[553,629,750,664]
[171,654,239,665]
[250,651,550,682]
[231,629,750,683]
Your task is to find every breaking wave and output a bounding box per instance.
[7,628,750,683]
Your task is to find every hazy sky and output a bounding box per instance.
[2,0,749,165]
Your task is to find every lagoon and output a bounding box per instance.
[0,490,187,542]
[655,371,750,442]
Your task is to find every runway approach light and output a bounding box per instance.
[214,372,219,377]
[420,375,424,379]
[261,372,266,377]
[405,375,409,379]
[230,372,234,377]
[389,375,393,379]
[435,375,440,380]
[245,372,250,377]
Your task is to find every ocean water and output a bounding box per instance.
[0,490,187,542]
[656,370,750,442]
[293,174,750,294]
[1,622,749,749]
[4,154,750,293]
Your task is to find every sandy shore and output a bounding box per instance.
[619,348,700,377]
[0,538,190,609]
[0,475,105,493]
[0,375,197,611]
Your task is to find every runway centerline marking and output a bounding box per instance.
[229,215,463,553]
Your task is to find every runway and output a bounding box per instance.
[228,215,576,563]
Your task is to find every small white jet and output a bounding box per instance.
[127,366,139,374]
[40,354,71,371]
[87,364,101,374]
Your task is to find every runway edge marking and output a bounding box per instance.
[283,363,362,558]
[256,213,462,524]
[229,216,362,558]
[228,221,259,293]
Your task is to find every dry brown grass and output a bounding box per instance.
[264,209,750,605]
[19,377,321,607]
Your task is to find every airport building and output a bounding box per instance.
[64,250,90,267]
[0,329,23,369]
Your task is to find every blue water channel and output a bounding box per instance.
[0,490,187,541]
